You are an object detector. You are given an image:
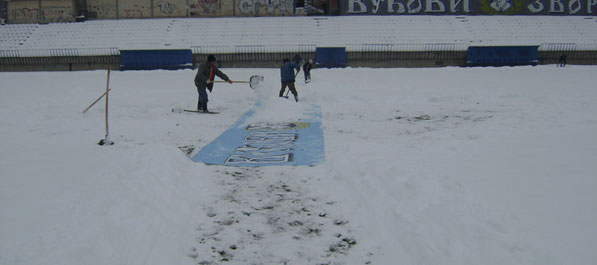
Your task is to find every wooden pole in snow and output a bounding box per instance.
[82,68,114,145]
[99,67,114,145]
[104,67,111,142]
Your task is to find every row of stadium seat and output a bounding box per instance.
[1,16,596,52]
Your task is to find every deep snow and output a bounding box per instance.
[1,65,596,265]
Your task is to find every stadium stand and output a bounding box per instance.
[1,16,595,52]
[1,16,596,69]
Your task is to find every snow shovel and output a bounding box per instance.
[207,75,263,89]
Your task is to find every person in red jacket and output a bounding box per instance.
[194,55,232,112]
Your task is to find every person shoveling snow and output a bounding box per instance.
[193,55,264,113]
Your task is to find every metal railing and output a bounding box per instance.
[539,43,597,51]
[0,48,120,58]
[3,43,597,58]
[2,43,597,70]
[191,44,316,54]
[346,43,468,52]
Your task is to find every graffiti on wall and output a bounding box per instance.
[119,0,151,18]
[154,0,187,16]
[10,8,40,22]
[8,0,74,23]
[189,0,223,16]
[88,0,118,18]
[41,8,69,22]
[237,0,300,15]
[122,8,144,17]
[41,1,74,22]
[7,0,38,23]
[188,0,235,16]
[157,1,176,13]
[340,0,597,15]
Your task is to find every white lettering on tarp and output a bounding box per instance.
[245,132,296,142]
[235,144,292,154]
[225,131,298,164]
[192,105,322,166]
[226,154,291,164]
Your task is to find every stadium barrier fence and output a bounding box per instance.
[1,43,597,71]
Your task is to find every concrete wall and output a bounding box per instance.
[7,0,75,24]
[42,0,75,22]
[235,0,306,16]
[87,0,118,18]
[6,0,306,23]
[189,0,235,17]
[118,0,151,18]
[1,1,7,22]
[86,0,303,19]
[7,0,41,24]
[5,0,596,23]
[153,0,187,17]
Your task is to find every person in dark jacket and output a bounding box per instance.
[194,55,232,112]
[558,54,567,67]
[303,59,313,83]
[279,58,300,102]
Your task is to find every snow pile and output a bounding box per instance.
[245,78,314,126]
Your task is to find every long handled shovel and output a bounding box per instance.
[208,75,263,89]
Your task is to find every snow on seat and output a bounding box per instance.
[1,16,596,54]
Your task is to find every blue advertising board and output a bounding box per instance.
[316,47,346,68]
[120,49,193,70]
[467,46,539,66]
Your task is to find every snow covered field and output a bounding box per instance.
[1,65,596,264]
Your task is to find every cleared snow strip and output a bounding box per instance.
[191,104,324,166]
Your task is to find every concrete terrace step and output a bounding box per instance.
[0,16,596,52]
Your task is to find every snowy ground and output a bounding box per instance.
[1,65,597,265]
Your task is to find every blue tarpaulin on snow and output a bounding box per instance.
[191,104,324,167]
